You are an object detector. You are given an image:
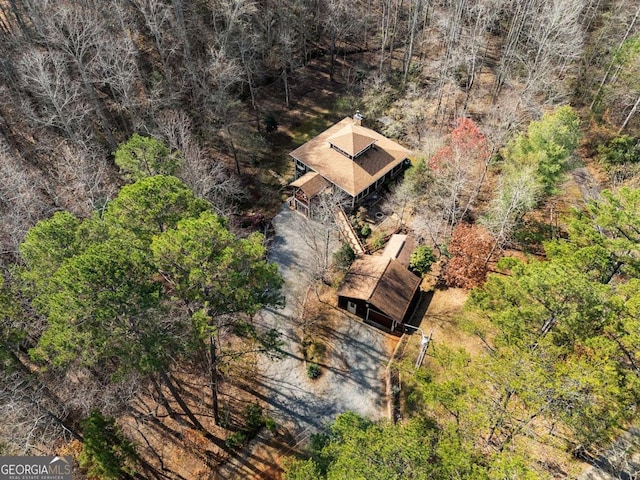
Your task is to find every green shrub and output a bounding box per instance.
[361,224,372,237]
[114,134,181,181]
[598,135,640,165]
[225,431,247,449]
[333,243,355,271]
[225,404,270,449]
[245,403,265,434]
[264,114,278,133]
[410,245,436,275]
[307,363,321,380]
[369,231,386,251]
[264,416,277,432]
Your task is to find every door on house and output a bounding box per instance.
[347,301,357,314]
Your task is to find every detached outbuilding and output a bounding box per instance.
[337,234,421,334]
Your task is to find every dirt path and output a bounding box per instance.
[216,207,397,479]
[571,166,601,202]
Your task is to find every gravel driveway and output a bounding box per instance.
[255,207,396,436]
[215,207,397,479]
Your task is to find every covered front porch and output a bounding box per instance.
[288,171,330,217]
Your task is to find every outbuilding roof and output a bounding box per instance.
[382,234,416,268]
[338,255,421,322]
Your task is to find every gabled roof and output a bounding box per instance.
[290,117,410,197]
[290,171,329,198]
[337,255,388,300]
[338,255,421,322]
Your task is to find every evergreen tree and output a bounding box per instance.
[114,134,182,181]
[504,106,581,195]
[80,410,137,480]
[19,175,283,430]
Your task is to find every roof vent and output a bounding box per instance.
[354,111,364,126]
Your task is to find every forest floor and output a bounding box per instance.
[404,287,484,360]
[233,58,351,221]
[394,159,640,479]
[216,207,398,479]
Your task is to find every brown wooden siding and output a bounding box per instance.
[338,286,420,336]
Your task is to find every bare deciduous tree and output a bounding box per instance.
[46,141,115,216]
[43,2,118,149]
[156,110,241,214]
[298,189,346,299]
[0,371,70,455]
[130,0,178,92]
[520,0,585,102]
[92,2,145,133]
[16,49,91,142]
[0,137,49,255]
[480,164,542,257]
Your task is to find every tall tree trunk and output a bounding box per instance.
[283,69,290,109]
[225,124,241,175]
[151,375,175,417]
[590,3,640,110]
[76,63,117,149]
[493,0,534,102]
[435,0,466,123]
[388,0,404,65]
[363,0,374,49]
[619,93,640,133]
[240,47,261,132]
[171,0,192,66]
[402,0,422,87]
[152,32,173,92]
[379,0,391,73]
[158,370,207,432]
[330,28,336,81]
[210,333,220,425]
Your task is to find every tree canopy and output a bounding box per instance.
[114,134,182,181]
[283,411,537,480]
[79,410,138,480]
[18,175,284,426]
[504,106,581,195]
[466,187,640,451]
[288,187,640,478]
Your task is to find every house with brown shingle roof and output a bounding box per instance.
[337,235,421,335]
[289,115,411,213]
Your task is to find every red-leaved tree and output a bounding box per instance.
[429,117,488,171]
[413,118,490,249]
[443,223,493,289]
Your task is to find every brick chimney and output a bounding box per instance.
[354,111,364,126]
